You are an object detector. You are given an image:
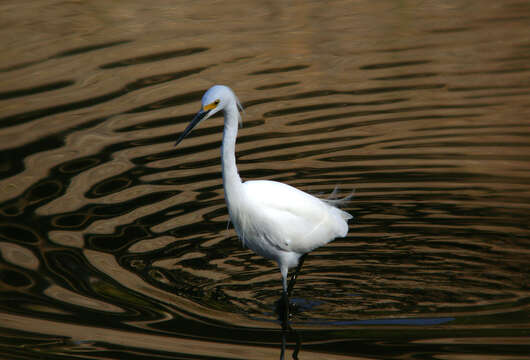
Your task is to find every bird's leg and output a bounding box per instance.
[279,266,290,329]
[282,291,289,325]
[287,254,307,297]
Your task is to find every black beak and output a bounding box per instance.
[175,110,208,146]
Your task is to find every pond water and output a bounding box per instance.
[1,1,529,359]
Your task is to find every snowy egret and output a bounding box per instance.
[175,85,352,316]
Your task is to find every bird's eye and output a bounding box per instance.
[214,99,220,105]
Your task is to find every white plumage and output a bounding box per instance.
[237,180,350,254]
[175,85,352,305]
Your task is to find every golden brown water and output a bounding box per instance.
[1,1,529,359]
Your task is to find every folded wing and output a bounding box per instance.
[238,180,352,255]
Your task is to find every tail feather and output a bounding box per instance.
[323,186,355,211]
[325,186,354,234]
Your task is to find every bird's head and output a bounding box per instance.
[175,85,243,146]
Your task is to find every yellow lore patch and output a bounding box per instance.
[203,102,217,111]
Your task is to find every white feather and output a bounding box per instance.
[228,180,351,262]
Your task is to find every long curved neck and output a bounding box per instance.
[221,102,242,203]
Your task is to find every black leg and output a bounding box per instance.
[278,255,307,331]
[280,289,289,330]
[276,266,291,328]
[287,254,307,297]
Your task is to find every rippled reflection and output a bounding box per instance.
[1,0,529,359]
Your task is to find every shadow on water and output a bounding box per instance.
[280,323,301,360]
[1,0,530,359]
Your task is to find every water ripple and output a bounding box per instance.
[1,2,529,358]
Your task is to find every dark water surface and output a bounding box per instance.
[1,1,529,359]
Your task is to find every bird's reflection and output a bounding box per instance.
[278,305,301,360]
[276,288,302,360]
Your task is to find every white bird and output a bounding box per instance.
[175,85,352,316]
